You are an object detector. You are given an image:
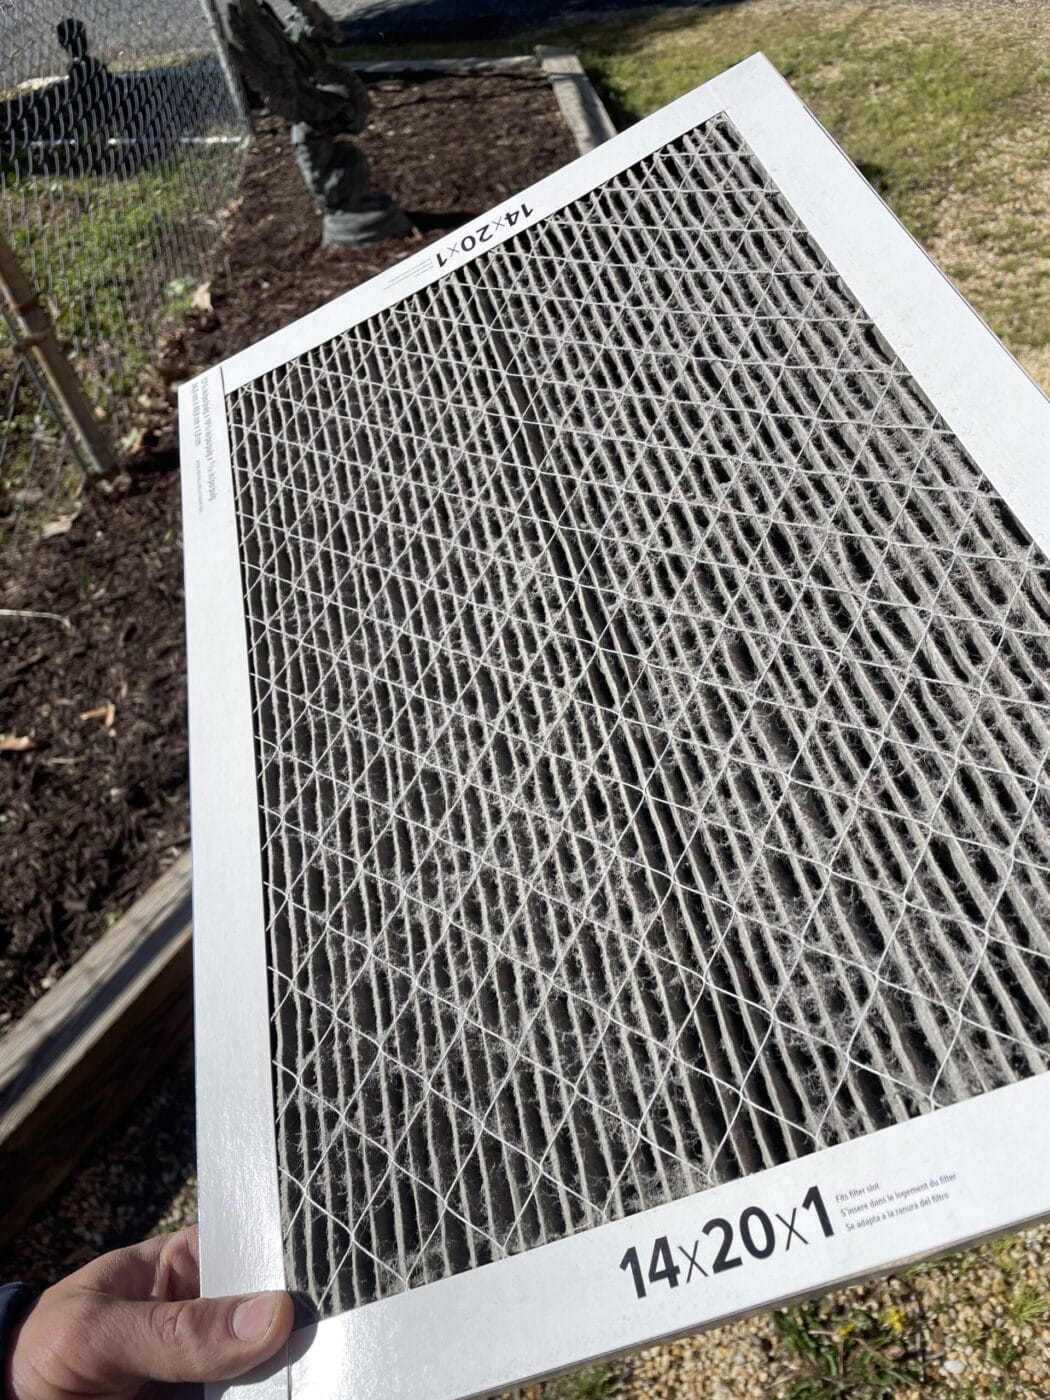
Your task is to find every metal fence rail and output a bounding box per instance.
[0,292,84,547]
[0,0,248,549]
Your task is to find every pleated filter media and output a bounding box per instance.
[181,55,1050,1400]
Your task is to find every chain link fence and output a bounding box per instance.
[0,291,83,547]
[0,0,249,551]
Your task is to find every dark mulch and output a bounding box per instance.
[0,1045,197,1280]
[0,70,577,1029]
[0,482,188,1027]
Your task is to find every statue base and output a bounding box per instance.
[323,198,412,248]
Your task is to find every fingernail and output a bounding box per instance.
[232,1293,278,1342]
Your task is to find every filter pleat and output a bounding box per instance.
[224,114,1050,1317]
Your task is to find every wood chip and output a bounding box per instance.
[0,607,72,631]
[120,427,146,456]
[0,734,38,752]
[192,280,213,312]
[79,702,116,728]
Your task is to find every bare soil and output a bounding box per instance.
[0,70,577,1030]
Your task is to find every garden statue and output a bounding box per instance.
[56,17,117,142]
[226,0,411,247]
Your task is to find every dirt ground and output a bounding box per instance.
[0,69,577,1029]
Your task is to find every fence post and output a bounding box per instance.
[0,227,116,479]
[197,0,251,128]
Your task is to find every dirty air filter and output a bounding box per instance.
[181,53,1050,1400]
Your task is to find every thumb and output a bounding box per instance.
[96,1288,295,1385]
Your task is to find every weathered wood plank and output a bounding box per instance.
[0,852,193,1251]
[535,46,617,154]
[345,56,538,78]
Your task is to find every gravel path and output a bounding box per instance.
[613,1223,1050,1397]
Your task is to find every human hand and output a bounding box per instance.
[4,1224,294,1400]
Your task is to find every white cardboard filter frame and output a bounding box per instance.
[180,53,1050,1400]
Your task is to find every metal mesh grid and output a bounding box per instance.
[225,114,1050,1318]
[0,294,84,554]
[1,0,247,545]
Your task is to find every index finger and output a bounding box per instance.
[73,1225,201,1304]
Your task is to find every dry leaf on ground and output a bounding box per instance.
[41,515,75,539]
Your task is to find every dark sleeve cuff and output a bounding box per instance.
[0,1284,39,1392]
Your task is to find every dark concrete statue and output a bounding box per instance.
[226,0,410,247]
[56,17,116,138]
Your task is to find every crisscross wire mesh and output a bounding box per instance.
[0,293,86,552]
[1,0,247,549]
[225,114,1050,1319]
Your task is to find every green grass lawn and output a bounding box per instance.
[8,146,240,410]
[1,144,242,539]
